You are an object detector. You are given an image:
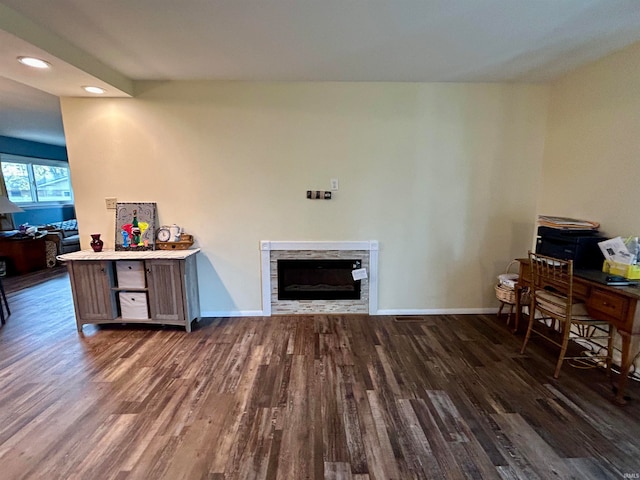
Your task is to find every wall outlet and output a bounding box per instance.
[330,178,339,191]
[105,197,117,209]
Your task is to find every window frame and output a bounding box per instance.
[0,154,74,208]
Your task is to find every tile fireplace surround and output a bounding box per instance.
[260,241,379,315]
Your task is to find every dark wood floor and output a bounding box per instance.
[1,273,639,479]
[1,264,67,294]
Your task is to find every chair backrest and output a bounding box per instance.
[528,250,574,317]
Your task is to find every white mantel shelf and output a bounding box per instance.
[57,248,200,261]
[261,240,378,251]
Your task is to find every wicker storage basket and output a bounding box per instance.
[495,282,516,304]
[495,260,519,305]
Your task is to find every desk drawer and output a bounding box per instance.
[572,281,590,299]
[588,288,628,324]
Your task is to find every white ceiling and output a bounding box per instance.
[1,0,640,147]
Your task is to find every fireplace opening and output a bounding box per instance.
[277,259,362,300]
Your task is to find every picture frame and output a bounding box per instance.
[115,202,157,251]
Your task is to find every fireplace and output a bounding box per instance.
[277,259,362,300]
[261,241,378,315]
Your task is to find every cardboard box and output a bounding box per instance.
[602,260,640,280]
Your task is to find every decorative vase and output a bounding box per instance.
[90,233,104,252]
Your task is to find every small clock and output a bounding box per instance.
[156,227,171,242]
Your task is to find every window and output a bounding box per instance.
[0,154,73,205]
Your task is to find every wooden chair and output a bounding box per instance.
[520,251,613,379]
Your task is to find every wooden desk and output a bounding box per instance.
[0,235,47,275]
[515,258,640,405]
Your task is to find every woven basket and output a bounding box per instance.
[495,283,516,304]
[495,260,531,306]
[495,260,519,305]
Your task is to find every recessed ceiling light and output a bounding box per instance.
[17,56,51,69]
[83,86,106,94]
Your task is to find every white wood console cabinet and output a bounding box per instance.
[58,249,200,332]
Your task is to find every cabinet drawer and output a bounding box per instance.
[116,261,146,288]
[119,291,149,319]
[588,288,628,322]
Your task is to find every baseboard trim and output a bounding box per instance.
[375,308,499,316]
[199,307,500,318]
[200,310,266,318]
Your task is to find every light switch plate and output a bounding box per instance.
[105,197,117,209]
[330,178,339,191]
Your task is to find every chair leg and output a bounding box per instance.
[506,304,514,326]
[554,321,572,379]
[520,306,536,354]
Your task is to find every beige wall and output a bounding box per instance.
[540,41,640,238]
[61,82,548,315]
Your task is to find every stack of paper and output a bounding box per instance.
[537,215,600,230]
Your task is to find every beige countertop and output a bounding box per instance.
[57,248,200,261]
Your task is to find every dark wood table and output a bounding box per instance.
[515,258,640,405]
[0,234,47,275]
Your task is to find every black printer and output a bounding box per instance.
[535,226,606,270]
